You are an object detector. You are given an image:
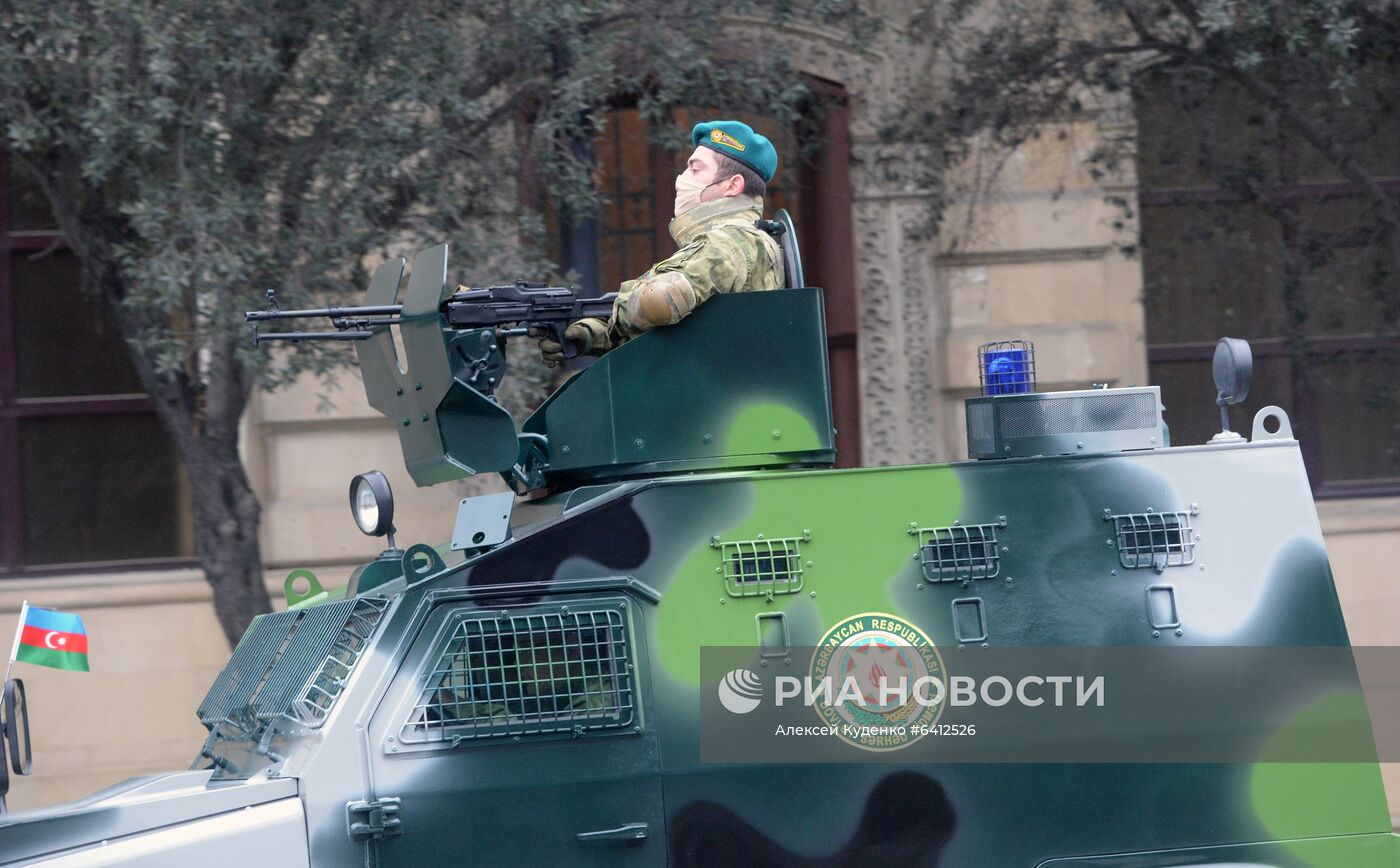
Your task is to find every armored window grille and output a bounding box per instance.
[289,598,388,726]
[401,606,634,745]
[713,532,809,598]
[1110,511,1196,571]
[197,596,389,732]
[911,521,1003,582]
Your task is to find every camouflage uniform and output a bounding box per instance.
[572,194,784,353]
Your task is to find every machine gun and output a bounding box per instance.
[246,280,616,361]
[241,245,631,488]
[240,242,833,493]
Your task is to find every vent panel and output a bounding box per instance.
[912,521,1002,582]
[1111,511,1196,571]
[999,393,1159,439]
[964,387,1165,459]
[714,532,809,598]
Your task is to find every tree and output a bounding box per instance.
[889,0,1400,475]
[893,0,1400,267]
[0,0,836,644]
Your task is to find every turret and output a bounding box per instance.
[248,232,834,497]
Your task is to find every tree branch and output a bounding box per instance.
[1223,63,1400,277]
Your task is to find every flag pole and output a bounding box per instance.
[4,600,27,683]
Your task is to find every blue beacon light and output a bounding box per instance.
[978,340,1037,396]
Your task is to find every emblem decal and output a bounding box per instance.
[811,612,946,751]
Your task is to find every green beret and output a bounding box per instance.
[692,120,777,183]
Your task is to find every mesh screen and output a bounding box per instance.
[402,607,634,743]
[966,402,995,453]
[290,601,387,725]
[999,393,1159,439]
[197,597,388,730]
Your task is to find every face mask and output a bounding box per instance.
[674,173,723,218]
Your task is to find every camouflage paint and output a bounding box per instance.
[6,433,1395,865]
[521,288,834,488]
[289,436,1397,866]
[5,280,1397,866]
[654,465,962,684]
[721,402,823,455]
[1250,692,1392,865]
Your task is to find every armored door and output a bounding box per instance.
[368,593,665,866]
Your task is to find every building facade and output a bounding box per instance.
[1,19,1397,813]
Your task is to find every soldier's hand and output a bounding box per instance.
[539,322,592,367]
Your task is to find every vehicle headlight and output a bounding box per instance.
[349,471,394,537]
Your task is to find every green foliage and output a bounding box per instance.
[888,0,1400,310]
[1194,0,1361,83]
[0,0,858,637]
[890,0,1400,481]
[0,0,827,400]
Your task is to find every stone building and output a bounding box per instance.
[1,18,1396,813]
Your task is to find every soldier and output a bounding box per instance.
[539,120,785,365]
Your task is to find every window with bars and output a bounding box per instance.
[0,157,194,574]
[713,532,809,598]
[400,605,635,745]
[1136,67,1400,497]
[198,596,389,732]
[1110,511,1196,571]
[581,107,805,295]
[543,96,863,469]
[912,521,1003,583]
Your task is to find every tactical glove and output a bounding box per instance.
[539,321,593,366]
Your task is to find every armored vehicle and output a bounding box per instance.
[0,240,1396,866]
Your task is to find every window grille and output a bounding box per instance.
[198,595,389,731]
[712,531,809,598]
[911,520,1003,582]
[289,598,388,725]
[1110,510,1196,571]
[401,605,634,745]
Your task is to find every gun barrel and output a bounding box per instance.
[245,304,403,322]
[253,330,375,344]
[331,316,401,328]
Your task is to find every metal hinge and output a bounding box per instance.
[347,797,403,842]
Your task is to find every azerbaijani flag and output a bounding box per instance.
[10,604,89,672]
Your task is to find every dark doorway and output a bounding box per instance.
[577,83,861,466]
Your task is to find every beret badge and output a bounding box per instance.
[710,129,746,151]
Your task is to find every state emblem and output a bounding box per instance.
[810,612,946,751]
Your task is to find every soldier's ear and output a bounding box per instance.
[727,173,747,197]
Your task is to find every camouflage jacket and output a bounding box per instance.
[574,195,783,352]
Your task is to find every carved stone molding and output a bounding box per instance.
[762,21,948,467]
[897,202,940,464]
[853,199,901,464]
